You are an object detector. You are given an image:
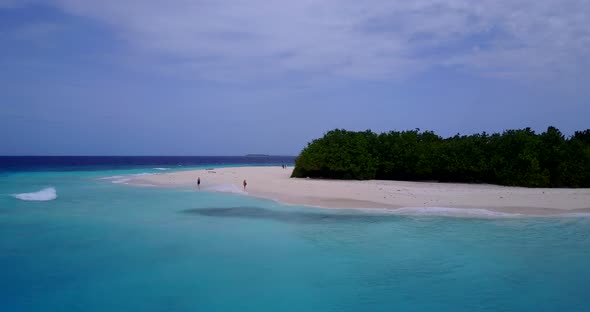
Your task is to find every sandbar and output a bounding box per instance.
[128,166,590,216]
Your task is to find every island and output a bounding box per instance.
[127,127,590,216]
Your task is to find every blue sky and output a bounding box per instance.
[1,0,589,155]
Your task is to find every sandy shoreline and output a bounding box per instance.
[127,166,590,216]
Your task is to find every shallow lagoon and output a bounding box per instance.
[1,168,589,311]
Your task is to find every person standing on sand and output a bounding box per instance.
[243,179,247,191]
[197,177,200,190]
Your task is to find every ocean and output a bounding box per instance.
[1,156,589,311]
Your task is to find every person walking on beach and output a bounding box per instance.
[197,177,201,190]
[243,179,247,191]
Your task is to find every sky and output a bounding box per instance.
[1,0,589,156]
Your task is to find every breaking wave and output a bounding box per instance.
[13,187,57,201]
[384,207,521,218]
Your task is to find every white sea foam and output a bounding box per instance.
[555,213,590,218]
[153,168,170,171]
[98,175,126,182]
[99,173,154,184]
[13,187,57,201]
[109,176,133,184]
[384,206,521,218]
[206,184,247,194]
[98,175,125,180]
[377,207,590,218]
[132,183,157,187]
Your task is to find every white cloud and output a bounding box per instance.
[47,0,590,81]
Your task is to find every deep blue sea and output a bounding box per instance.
[1,157,589,311]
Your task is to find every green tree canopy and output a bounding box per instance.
[291,127,590,188]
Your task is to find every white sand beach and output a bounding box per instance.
[128,166,590,215]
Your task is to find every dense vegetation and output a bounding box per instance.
[291,127,590,187]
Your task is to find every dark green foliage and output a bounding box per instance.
[291,127,590,188]
[291,129,379,180]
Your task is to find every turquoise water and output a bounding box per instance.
[1,169,590,311]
